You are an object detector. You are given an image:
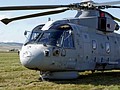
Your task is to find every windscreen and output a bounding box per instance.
[25,29,64,46]
[36,30,64,46]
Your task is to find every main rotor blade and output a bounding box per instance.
[106,6,120,9]
[96,1,120,6]
[0,5,70,11]
[1,8,69,25]
[113,17,120,22]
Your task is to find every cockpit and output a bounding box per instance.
[24,24,74,48]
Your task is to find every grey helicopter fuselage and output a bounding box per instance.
[20,10,120,79]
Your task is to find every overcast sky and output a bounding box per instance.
[0,0,120,43]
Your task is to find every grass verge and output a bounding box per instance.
[0,52,120,90]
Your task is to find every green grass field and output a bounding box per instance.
[0,52,120,90]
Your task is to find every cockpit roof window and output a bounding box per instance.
[32,24,45,32]
[50,24,72,30]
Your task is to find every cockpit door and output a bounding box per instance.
[60,30,77,69]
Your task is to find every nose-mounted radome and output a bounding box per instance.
[20,44,45,70]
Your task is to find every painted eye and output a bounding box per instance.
[23,51,31,58]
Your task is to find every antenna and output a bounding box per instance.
[48,17,51,21]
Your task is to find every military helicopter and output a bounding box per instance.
[0,0,120,80]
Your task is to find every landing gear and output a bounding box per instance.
[39,71,50,81]
[39,71,79,81]
[91,70,95,73]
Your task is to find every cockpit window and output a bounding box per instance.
[25,24,74,48]
[24,31,42,45]
[61,30,74,48]
[30,32,41,41]
[37,30,64,46]
[50,24,72,30]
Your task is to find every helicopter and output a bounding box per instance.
[0,0,120,80]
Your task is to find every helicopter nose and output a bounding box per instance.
[20,46,44,70]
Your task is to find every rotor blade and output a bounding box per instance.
[95,1,120,6]
[0,5,70,11]
[106,6,120,9]
[113,16,120,22]
[1,8,69,25]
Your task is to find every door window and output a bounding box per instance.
[62,30,74,48]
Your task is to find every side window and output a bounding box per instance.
[62,30,74,48]
[92,40,97,50]
[105,42,110,54]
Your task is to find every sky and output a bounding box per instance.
[0,0,120,43]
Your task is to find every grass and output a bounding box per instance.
[0,52,120,90]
